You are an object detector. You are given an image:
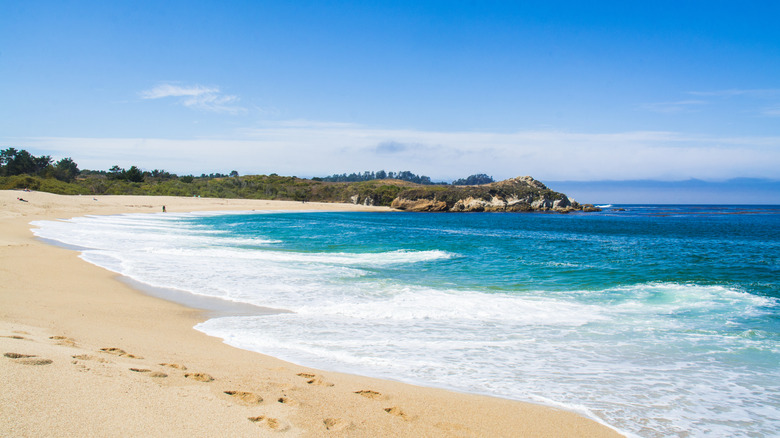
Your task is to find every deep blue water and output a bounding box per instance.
[33,205,780,437]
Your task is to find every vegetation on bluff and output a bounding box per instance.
[451,173,495,186]
[0,149,414,204]
[0,171,413,204]
[1,148,594,211]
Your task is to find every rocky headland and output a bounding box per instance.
[384,176,600,213]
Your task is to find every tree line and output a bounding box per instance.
[0,148,80,182]
[315,170,494,185]
[1,148,498,192]
[314,170,440,184]
[451,174,494,185]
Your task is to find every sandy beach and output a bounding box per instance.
[0,190,622,437]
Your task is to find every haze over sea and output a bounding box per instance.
[33,205,779,437]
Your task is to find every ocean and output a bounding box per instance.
[32,205,780,437]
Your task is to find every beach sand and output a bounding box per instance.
[0,190,623,437]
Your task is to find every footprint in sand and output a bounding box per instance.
[323,418,351,432]
[224,391,263,405]
[127,368,167,377]
[19,358,53,365]
[296,372,334,387]
[308,377,334,387]
[100,347,143,359]
[384,406,411,421]
[4,353,53,366]
[4,352,35,359]
[72,354,110,363]
[71,354,103,372]
[184,372,214,382]
[159,362,187,370]
[354,390,383,400]
[277,396,297,406]
[248,415,289,431]
[1,331,29,339]
[72,363,89,372]
[49,336,77,347]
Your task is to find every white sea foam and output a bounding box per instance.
[195,280,779,437]
[294,287,605,325]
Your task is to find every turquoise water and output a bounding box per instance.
[33,205,780,437]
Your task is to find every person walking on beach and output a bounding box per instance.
[162,205,166,213]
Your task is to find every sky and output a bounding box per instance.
[1,1,779,201]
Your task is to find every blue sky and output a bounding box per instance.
[2,1,779,195]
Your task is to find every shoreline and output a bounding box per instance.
[36,234,290,319]
[1,190,623,437]
[118,276,291,319]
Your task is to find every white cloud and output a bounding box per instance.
[11,122,780,182]
[639,100,708,114]
[268,119,359,129]
[762,105,780,117]
[687,89,780,97]
[140,84,218,99]
[140,83,245,114]
[648,90,780,118]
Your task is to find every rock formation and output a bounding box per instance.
[389,176,599,213]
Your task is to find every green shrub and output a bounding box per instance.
[0,174,41,190]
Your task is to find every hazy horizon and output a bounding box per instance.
[545,178,780,205]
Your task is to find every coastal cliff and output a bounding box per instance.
[386,176,599,213]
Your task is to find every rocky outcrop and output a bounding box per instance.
[389,198,448,211]
[349,194,376,206]
[389,176,600,213]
